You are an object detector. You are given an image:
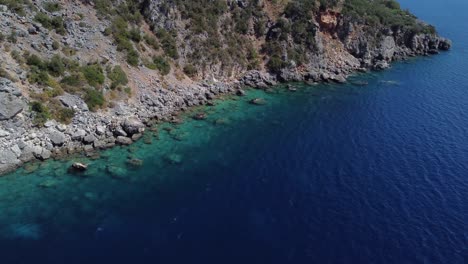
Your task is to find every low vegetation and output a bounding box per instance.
[34,12,66,35]
[343,0,436,34]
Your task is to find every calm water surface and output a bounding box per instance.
[0,0,467,263]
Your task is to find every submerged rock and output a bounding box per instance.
[287,85,297,92]
[236,89,246,96]
[38,179,58,188]
[127,158,144,168]
[24,163,40,174]
[143,135,153,144]
[116,136,133,145]
[214,118,230,126]
[71,162,88,171]
[165,153,183,165]
[106,165,128,179]
[193,112,207,120]
[350,81,369,87]
[249,98,267,105]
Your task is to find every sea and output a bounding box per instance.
[0,0,466,263]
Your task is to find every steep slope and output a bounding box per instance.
[0,0,451,174]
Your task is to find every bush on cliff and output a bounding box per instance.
[81,64,105,87]
[108,65,128,89]
[30,101,51,126]
[84,88,105,111]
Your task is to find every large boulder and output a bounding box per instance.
[116,136,133,145]
[58,93,89,111]
[48,130,66,146]
[0,148,21,174]
[0,78,26,121]
[33,147,51,160]
[122,117,145,136]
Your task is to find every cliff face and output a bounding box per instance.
[0,0,451,174]
[136,0,451,82]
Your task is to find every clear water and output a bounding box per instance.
[0,0,467,263]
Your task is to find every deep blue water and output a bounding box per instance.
[1,0,467,263]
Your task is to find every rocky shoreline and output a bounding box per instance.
[0,32,451,176]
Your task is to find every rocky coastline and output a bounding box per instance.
[0,0,453,176]
[0,30,451,176]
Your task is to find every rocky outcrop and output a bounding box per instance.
[0,78,26,121]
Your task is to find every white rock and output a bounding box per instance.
[0,129,9,137]
[56,124,67,132]
[44,120,56,128]
[10,145,21,158]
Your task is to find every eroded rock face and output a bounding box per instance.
[0,78,26,121]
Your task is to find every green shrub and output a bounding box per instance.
[93,0,113,17]
[60,73,84,87]
[26,54,46,69]
[47,55,65,77]
[43,2,61,12]
[34,12,52,28]
[266,56,287,73]
[126,48,139,66]
[156,29,179,59]
[34,12,66,35]
[84,88,105,111]
[44,85,64,98]
[30,101,51,126]
[0,0,32,16]
[54,107,75,124]
[62,46,77,57]
[144,34,159,50]
[153,56,170,75]
[7,31,17,43]
[81,64,105,87]
[108,65,128,89]
[124,87,131,96]
[28,68,50,85]
[129,27,141,42]
[11,50,24,64]
[183,64,197,77]
[0,66,13,81]
[52,40,60,50]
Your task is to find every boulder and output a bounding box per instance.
[122,117,145,135]
[116,136,133,145]
[83,134,97,144]
[96,125,106,135]
[71,162,88,171]
[33,147,51,160]
[0,129,10,138]
[56,124,67,132]
[48,130,66,146]
[58,93,89,111]
[71,129,86,141]
[0,78,26,121]
[0,149,19,166]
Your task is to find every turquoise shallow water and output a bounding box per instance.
[1,0,468,263]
